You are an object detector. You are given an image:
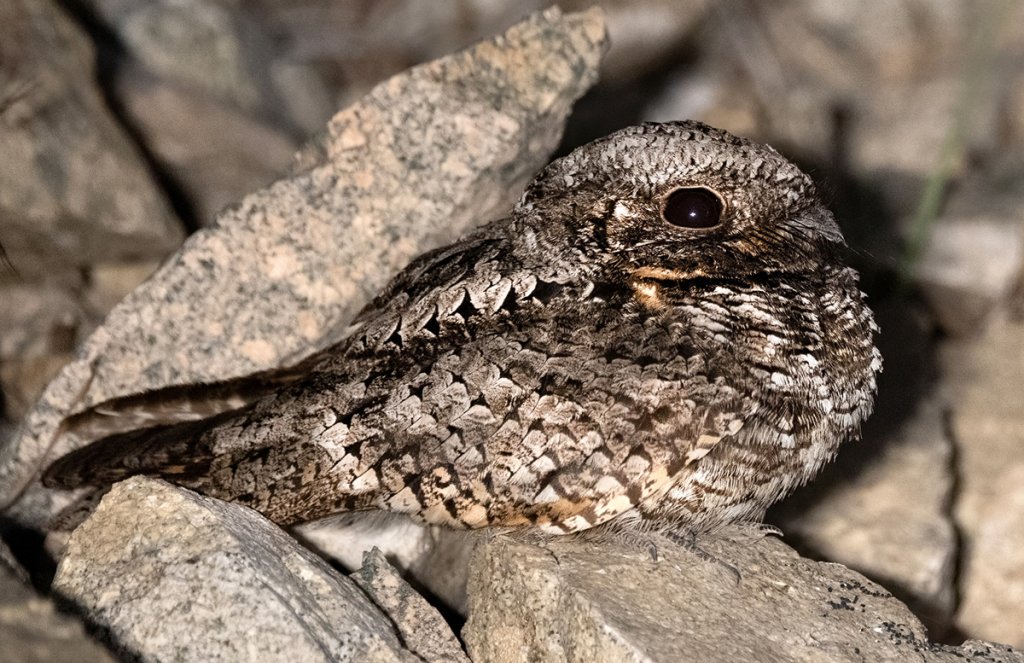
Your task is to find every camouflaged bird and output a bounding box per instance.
[44,121,881,536]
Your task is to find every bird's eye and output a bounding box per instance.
[662,187,723,229]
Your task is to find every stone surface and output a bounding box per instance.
[0,7,608,524]
[916,214,1023,336]
[53,476,420,662]
[76,0,335,225]
[353,547,469,663]
[0,0,184,280]
[83,260,163,316]
[463,533,1024,663]
[0,283,89,422]
[1,354,75,422]
[113,68,300,226]
[945,316,1024,647]
[1,540,116,663]
[915,183,1024,336]
[298,514,479,615]
[771,393,957,632]
[246,1,707,106]
[560,0,709,84]
[78,0,330,132]
[0,285,85,363]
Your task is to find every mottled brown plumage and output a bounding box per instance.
[44,121,881,535]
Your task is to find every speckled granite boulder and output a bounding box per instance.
[53,476,435,662]
[463,533,1024,663]
[0,0,184,279]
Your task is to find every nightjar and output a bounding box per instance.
[44,121,881,536]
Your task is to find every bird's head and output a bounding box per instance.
[516,121,845,284]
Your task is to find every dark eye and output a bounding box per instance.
[662,187,723,229]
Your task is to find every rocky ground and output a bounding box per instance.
[1,2,1023,661]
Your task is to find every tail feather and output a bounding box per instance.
[59,354,323,449]
[42,407,246,490]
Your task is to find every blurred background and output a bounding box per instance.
[1,0,1023,648]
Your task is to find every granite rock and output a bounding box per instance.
[1,540,116,663]
[945,317,1024,647]
[297,514,479,615]
[53,476,421,662]
[463,533,1023,663]
[0,0,184,280]
[113,67,301,226]
[353,547,469,663]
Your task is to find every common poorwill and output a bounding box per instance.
[45,121,881,535]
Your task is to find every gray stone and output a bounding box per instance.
[944,317,1024,647]
[462,533,1024,663]
[915,184,1024,336]
[113,67,300,226]
[0,283,88,422]
[1,540,117,663]
[0,7,608,525]
[0,0,184,280]
[0,284,85,362]
[53,476,420,662]
[771,393,958,632]
[78,0,314,128]
[353,547,469,663]
[297,514,479,615]
[83,260,164,316]
[560,0,709,84]
[1,354,75,422]
[916,214,1023,336]
[247,1,704,105]
[75,0,335,222]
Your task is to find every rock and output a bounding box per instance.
[0,285,84,362]
[297,514,479,615]
[77,0,327,131]
[771,394,957,633]
[915,185,1024,335]
[0,7,608,525]
[0,283,89,422]
[353,547,469,663]
[0,0,184,280]
[249,1,704,106]
[462,533,1024,663]
[1,540,117,663]
[113,67,300,226]
[53,476,422,662]
[83,260,163,316]
[0,421,12,450]
[560,0,709,84]
[75,0,335,225]
[1,354,75,422]
[944,317,1024,647]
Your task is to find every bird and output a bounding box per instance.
[43,121,882,537]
